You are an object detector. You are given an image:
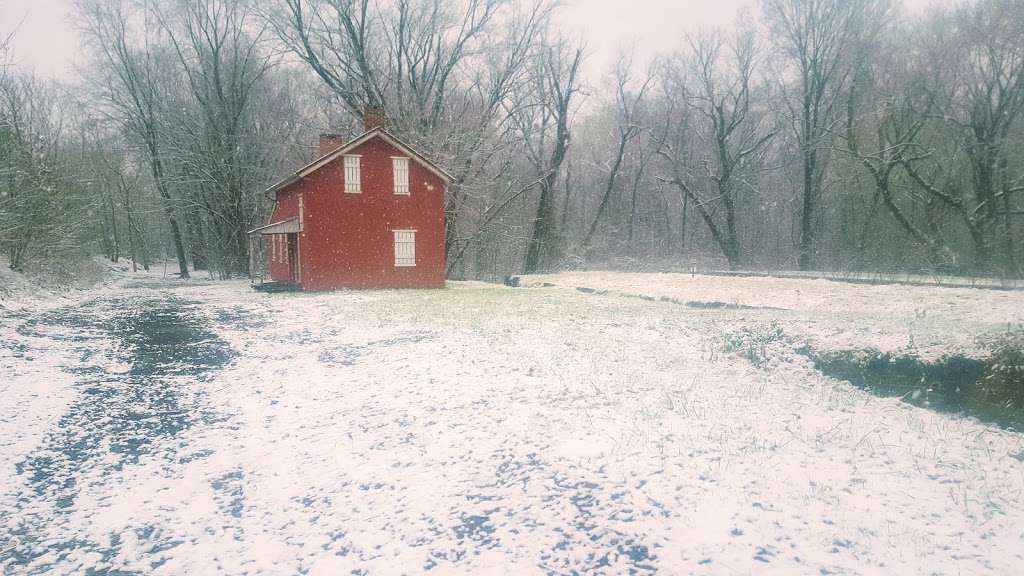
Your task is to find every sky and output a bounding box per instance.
[558,0,760,79]
[0,0,78,77]
[1,0,934,81]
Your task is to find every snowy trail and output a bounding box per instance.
[2,289,235,573]
[2,276,1024,574]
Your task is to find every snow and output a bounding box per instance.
[0,265,85,491]
[0,258,179,487]
[521,271,1024,361]
[2,269,1024,574]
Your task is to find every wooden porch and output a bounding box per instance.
[247,218,303,290]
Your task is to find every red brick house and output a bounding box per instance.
[249,115,452,290]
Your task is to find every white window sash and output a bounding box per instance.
[393,230,416,267]
[392,157,410,195]
[344,155,361,193]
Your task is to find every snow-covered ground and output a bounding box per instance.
[2,269,1023,574]
[520,271,1024,361]
[1,258,124,489]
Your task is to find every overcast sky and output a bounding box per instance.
[2,0,935,82]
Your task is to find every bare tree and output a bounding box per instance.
[761,0,892,270]
[582,54,652,255]
[77,0,191,278]
[0,75,73,269]
[625,129,658,255]
[657,28,775,269]
[835,16,959,270]
[886,1,1024,276]
[516,37,583,273]
[157,0,274,277]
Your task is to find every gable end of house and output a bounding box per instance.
[264,128,452,198]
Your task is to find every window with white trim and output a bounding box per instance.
[393,230,416,267]
[392,157,410,195]
[343,155,361,193]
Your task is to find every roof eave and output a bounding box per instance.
[372,130,455,183]
[261,127,455,195]
[264,174,300,197]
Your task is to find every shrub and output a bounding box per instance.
[977,331,1024,410]
[722,322,787,367]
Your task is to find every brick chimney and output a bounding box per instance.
[318,134,346,156]
[363,106,388,131]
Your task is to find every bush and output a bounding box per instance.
[722,322,787,367]
[977,330,1024,410]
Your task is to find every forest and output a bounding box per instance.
[1,0,1022,282]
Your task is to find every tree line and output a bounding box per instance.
[1,0,1021,282]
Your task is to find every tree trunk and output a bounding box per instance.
[680,191,689,255]
[798,147,818,270]
[148,146,189,278]
[108,195,119,263]
[583,133,631,253]
[524,177,556,273]
[627,160,646,254]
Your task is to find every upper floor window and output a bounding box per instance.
[343,155,361,193]
[392,157,410,195]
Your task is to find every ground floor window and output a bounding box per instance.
[393,230,416,267]
[271,235,289,264]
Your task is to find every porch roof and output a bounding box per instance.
[247,217,302,235]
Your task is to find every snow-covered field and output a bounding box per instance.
[2,269,1023,574]
[520,271,1024,361]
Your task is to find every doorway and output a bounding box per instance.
[287,233,298,284]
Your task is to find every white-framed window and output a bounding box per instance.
[392,157,410,195]
[393,230,416,267]
[343,155,361,193]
